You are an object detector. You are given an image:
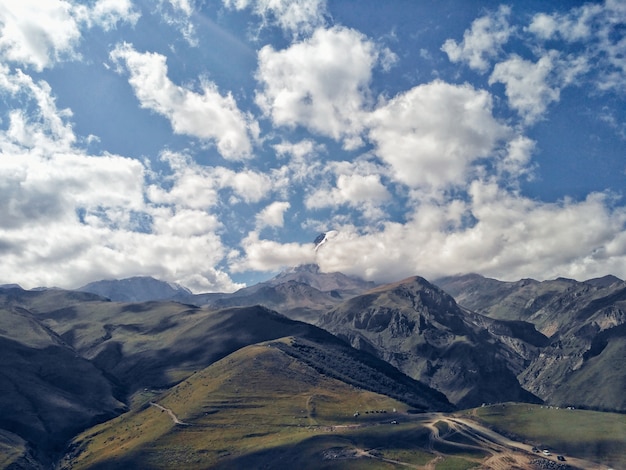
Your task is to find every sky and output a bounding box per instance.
[0,0,625,292]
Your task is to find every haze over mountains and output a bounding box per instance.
[2,264,626,468]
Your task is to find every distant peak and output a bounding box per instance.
[584,274,624,288]
[366,275,434,294]
[268,263,375,293]
[0,283,23,290]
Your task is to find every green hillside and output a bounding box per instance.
[59,340,417,469]
[473,403,626,469]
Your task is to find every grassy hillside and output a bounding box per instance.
[59,340,417,469]
[0,430,35,469]
[473,403,626,469]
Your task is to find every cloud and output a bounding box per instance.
[367,80,510,191]
[255,26,393,149]
[0,66,76,149]
[489,53,560,124]
[148,150,273,208]
[232,231,315,272]
[158,0,198,46]
[272,139,326,184]
[527,4,602,42]
[498,135,536,182]
[2,0,626,293]
[0,139,240,292]
[305,159,391,220]
[0,70,245,293]
[527,0,626,94]
[151,207,220,237]
[488,51,588,124]
[441,5,513,73]
[78,0,140,31]
[0,0,138,71]
[256,201,291,228]
[110,43,259,160]
[443,1,625,121]
[309,183,626,284]
[223,0,327,36]
[214,167,273,203]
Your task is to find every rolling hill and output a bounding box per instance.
[58,335,450,469]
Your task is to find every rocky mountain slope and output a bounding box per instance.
[318,276,542,409]
[436,273,626,410]
[76,265,375,322]
[5,267,626,468]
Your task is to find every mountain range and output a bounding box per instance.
[436,273,626,410]
[2,265,626,468]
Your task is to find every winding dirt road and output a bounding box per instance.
[337,412,611,470]
[416,413,610,470]
[149,402,190,426]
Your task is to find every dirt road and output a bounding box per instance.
[149,402,190,426]
[414,413,610,470]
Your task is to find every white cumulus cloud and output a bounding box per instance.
[305,159,391,220]
[0,0,138,71]
[256,201,291,228]
[368,80,510,191]
[110,43,259,160]
[441,5,513,73]
[311,184,626,284]
[232,231,316,272]
[256,26,393,149]
[489,51,588,124]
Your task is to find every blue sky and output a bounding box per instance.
[0,0,625,292]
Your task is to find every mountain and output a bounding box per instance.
[0,289,125,466]
[32,295,447,407]
[204,264,376,321]
[206,280,345,322]
[5,268,626,468]
[78,276,192,302]
[318,276,541,409]
[0,283,451,467]
[434,273,625,331]
[75,266,375,322]
[59,334,450,470]
[266,263,376,293]
[435,273,626,410]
